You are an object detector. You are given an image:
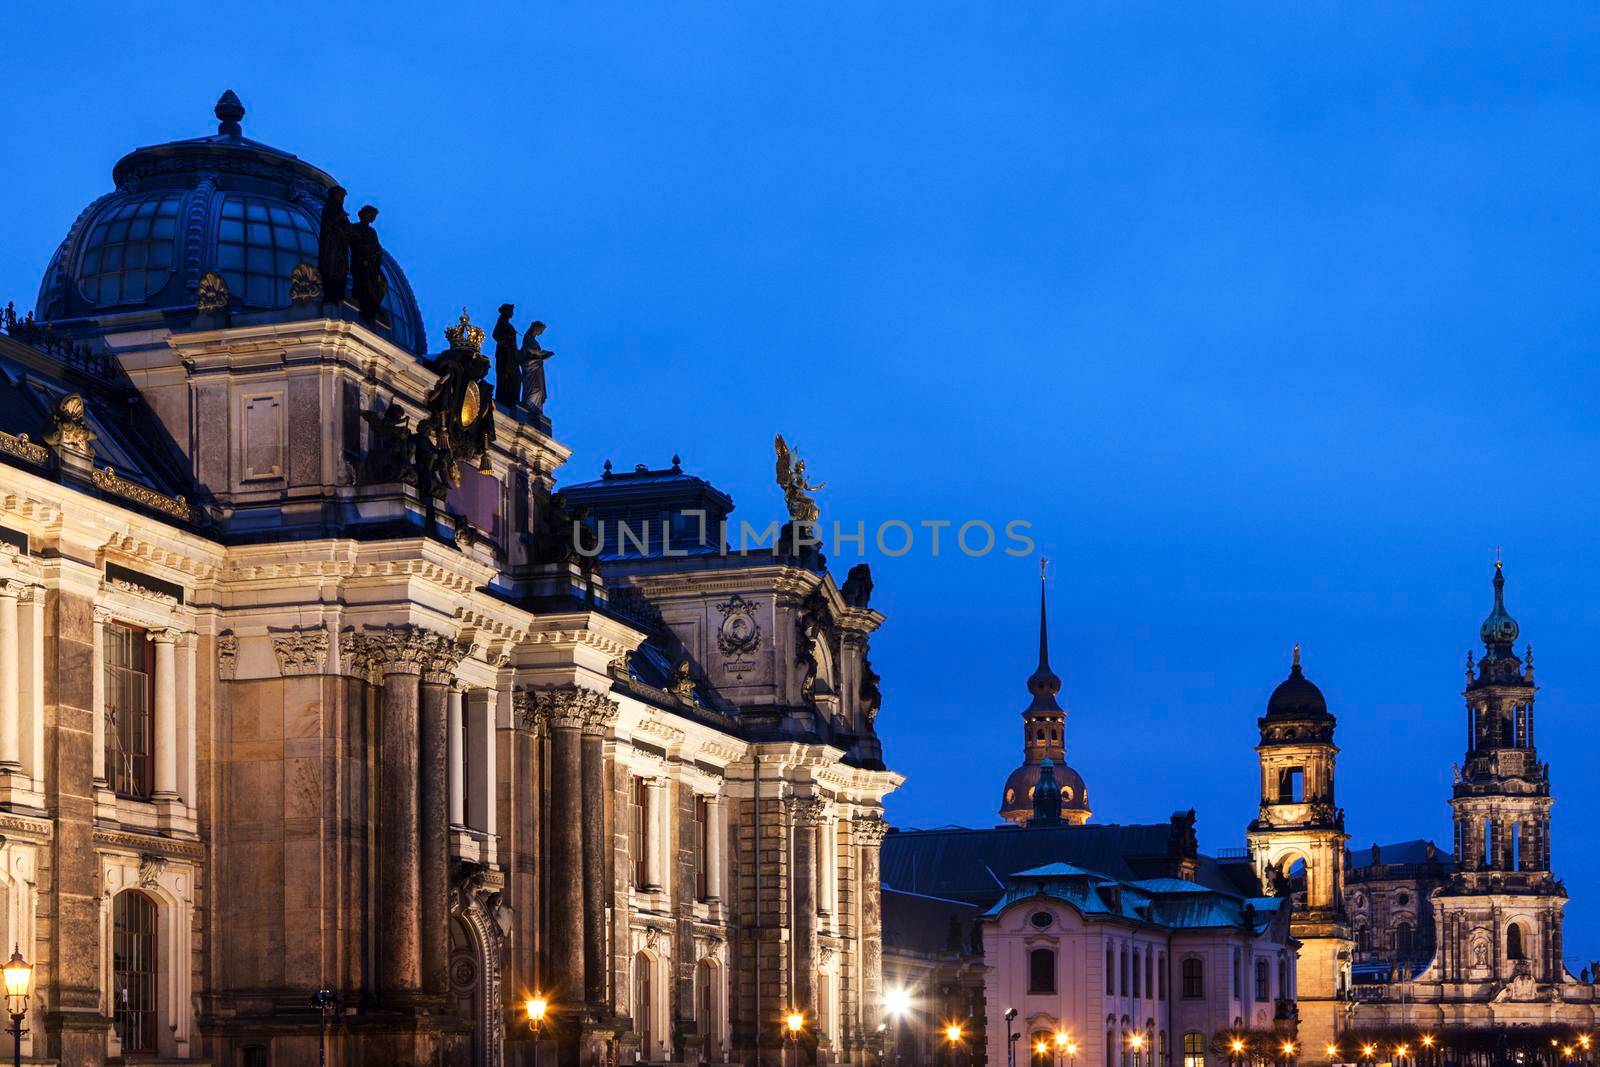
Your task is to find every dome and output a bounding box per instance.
[1479,561,1519,651]
[34,91,426,354]
[1265,645,1328,719]
[999,760,1090,823]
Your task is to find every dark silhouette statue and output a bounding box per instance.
[492,304,523,408]
[520,320,553,409]
[348,204,387,323]
[318,186,351,305]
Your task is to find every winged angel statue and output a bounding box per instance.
[774,434,826,523]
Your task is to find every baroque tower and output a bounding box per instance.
[1435,562,1565,990]
[1247,647,1351,1063]
[998,566,1090,826]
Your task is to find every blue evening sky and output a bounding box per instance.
[5,4,1599,961]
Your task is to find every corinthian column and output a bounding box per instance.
[854,813,889,1035]
[420,636,467,1000]
[151,628,181,798]
[0,580,23,771]
[539,687,592,1007]
[581,694,619,1007]
[792,796,827,1019]
[369,626,431,997]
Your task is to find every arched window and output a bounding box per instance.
[1030,947,1057,994]
[1182,1031,1206,1067]
[1107,946,1116,994]
[1394,922,1415,957]
[1507,922,1527,960]
[1277,956,1289,1000]
[1180,957,1203,999]
[634,952,657,1059]
[1354,922,1371,953]
[695,958,720,1055]
[113,890,159,1053]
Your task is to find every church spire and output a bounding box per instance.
[1026,559,1062,712]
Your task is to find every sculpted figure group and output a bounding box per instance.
[491,303,554,413]
[317,185,387,324]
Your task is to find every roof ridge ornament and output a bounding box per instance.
[215,90,245,137]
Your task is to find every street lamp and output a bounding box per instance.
[526,995,549,1067]
[1006,1008,1020,1067]
[4,947,31,1067]
[787,1011,805,1067]
[1281,1040,1297,1064]
[1327,1046,1340,1062]
[885,990,912,1067]
[310,989,342,1067]
[1129,1031,1146,1067]
[1230,1037,1247,1067]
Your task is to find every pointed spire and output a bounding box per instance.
[1025,560,1062,712]
[1480,558,1520,656]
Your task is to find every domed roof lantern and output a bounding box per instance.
[1025,560,1063,712]
[1479,559,1520,657]
[214,90,245,137]
[1265,643,1329,719]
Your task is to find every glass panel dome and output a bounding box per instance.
[216,194,319,308]
[75,193,182,308]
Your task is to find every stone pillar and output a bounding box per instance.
[855,814,888,1037]
[447,684,466,827]
[376,639,426,997]
[792,797,825,1020]
[0,579,22,771]
[581,697,618,1008]
[543,690,589,1007]
[469,688,498,837]
[420,647,461,1000]
[151,627,180,798]
[644,777,667,890]
[91,609,109,786]
[706,796,725,901]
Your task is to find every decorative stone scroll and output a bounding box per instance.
[271,625,330,676]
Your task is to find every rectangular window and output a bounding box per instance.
[1158,953,1167,1000]
[633,777,650,887]
[1182,1032,1205,1067]
[105,622,154,799]
[1278,766,1305,803]
[1255,958,1269,1001]
[1232,949,1240,998]
[1029,948,1057,995]
[1181,958,1204,999]
[695,795,711,901]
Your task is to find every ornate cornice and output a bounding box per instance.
[104,576,179,608]
[91,466,193,523]
[92,827,204,860]
[0,430,49,467]
[224,557,483,595]
[635,716,687,746]
[272,625,330,676]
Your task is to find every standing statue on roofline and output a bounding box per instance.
[774,434,825,524]
[521,320,554,410]
[318,186,351,305]
[348,204,387,323]
[492,304,523,409]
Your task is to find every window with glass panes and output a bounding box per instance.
[633,777,650,887]
[215,194,319,307]
[695,795,711,901]
[77,194,182,306]
[1255,958,1269,1001]
[1182,1032,1205,1067]
[113,890,159,1052]
[105,621,154,799]
[1181,957,1204,999]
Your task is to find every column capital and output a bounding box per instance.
[792,795,830,825]
[93,606,115,625]
[272,624,330,677]
[853,813,889,845]
[0,578,26,600]
[350,623,467,679]
[519,685,615,732]
[148,626,184,645]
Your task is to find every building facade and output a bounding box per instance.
[0,93,899,1067]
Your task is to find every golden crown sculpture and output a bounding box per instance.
[444,307,485,351]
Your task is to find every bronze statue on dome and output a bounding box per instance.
[774,434,825,524]
[318,186,351,305]
[348,204,386,323]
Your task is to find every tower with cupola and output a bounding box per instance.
[1247,646,1351,1062]
[1433,561,1567,990]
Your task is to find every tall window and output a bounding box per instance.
[1107,946,1116,994]
[1180,957,1204,999]
[635,952,656,1058]
[1254,958,1268,1001]
[1277,767,1305,803]
[1354,922,1371,953]
[1132,948,1141,1000]
[1121,946,1130,996]
[1030,948,1057,994]
[1182,1032,1206,1067]
[1277,957,1289,1000]
[113,890,159,1053]
[695,795,711,901]
[1395,922,1414,957]
[695,959,719,1054]
[1231,948,1240,998]
[1145,947,1154,999]
[1507,923,1526,960]
[1158,953,1167,1000]
[106,622,154,799]
[633,777,650,887]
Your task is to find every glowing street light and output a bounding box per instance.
[1282,1041,1297,1060]
[1326,1047,1339,1060]
[885,988,912,1018]
[1362,1044,1377,1060]
[4,949,33,1067]
[945,1024,964,1045]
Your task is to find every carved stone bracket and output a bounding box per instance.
[217,630,238,681]
[272,625,330,677]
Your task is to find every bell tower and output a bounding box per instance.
[1434,562,1566,988]
[1246,646,1351,1063]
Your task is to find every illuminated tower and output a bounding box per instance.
[1434,562,1566,989]
[1246,646,1351,1062]
[997,565,1091,826]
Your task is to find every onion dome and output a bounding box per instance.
[1265,644,1328,719]
[34,91,425,354]
[1479,560,1520,655]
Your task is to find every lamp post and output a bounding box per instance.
[1005,1008,1019,1067]
[4,947,31,1067]
[1281,1040,1297,1067]
[1055,1030,1071,1067]
[787,1011,805,1067]
[310,988,342,1067]
[1129,1031,1147,1067]
[885,989,912,1067]
[945,1023,965,1067]
[1230,1037,1246,1067]
[526,996,549,1067]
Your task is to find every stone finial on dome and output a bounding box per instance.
[215,90,245,137]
